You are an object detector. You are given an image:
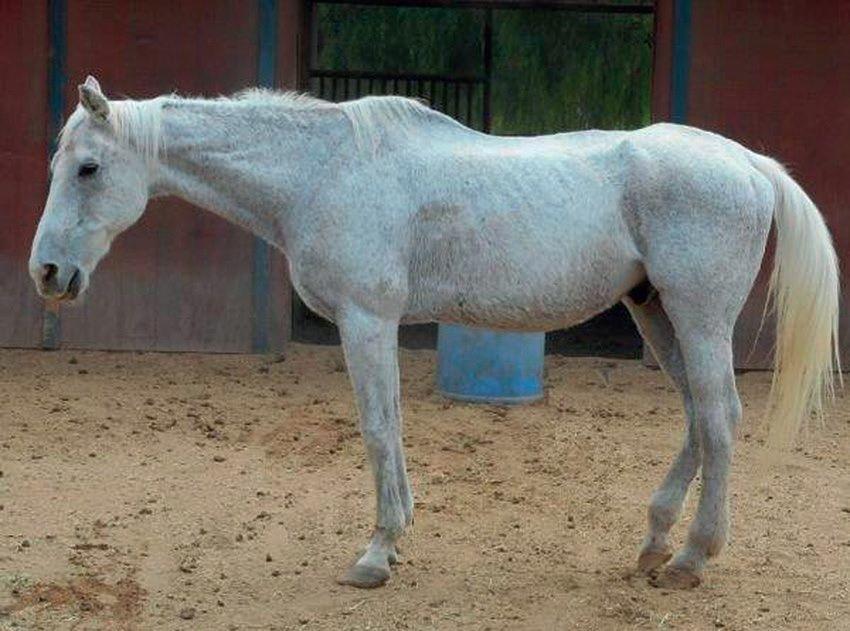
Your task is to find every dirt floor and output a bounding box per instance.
[0,345,847,630]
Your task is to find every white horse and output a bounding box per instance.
[30,76,840,590]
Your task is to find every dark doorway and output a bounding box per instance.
[294,1,653,359]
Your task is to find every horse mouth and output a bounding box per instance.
[65,268,82,300]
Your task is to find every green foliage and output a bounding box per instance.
[317,6,483,76]
[492,11,652,134]
[316,5,653,135]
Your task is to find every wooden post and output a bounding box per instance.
[43,0,66,350]
[483,7,493,133]
[670,0,691,123]
[252,0,279,353]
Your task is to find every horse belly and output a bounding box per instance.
[404,228,642,331]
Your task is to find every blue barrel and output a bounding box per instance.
[436,324,545,404]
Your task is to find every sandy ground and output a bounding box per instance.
[0,344,848,631]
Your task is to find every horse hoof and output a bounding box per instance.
[637,547,673,574]
[650,565,702,589]
[336,563,390,589]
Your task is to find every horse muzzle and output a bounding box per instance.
[31,260,85,301]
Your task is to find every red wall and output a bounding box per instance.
[0,1,301,352]
[0,2,48,348]
[690,1,850,367]
[654,0,850,367]
[6,1,848,359]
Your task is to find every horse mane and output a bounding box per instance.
[57,88,460,163]
[56,97,169,165]
[230,88,460,149]
[232,87,444,126]
[109,97,168,162]
[341,95,453,151]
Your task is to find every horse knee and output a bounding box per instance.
[360,426,388,455]
[359,413,398,452]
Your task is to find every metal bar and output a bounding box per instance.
[308,0,319,79]
[310,68,484,83]
[453,81,460,117]
[440,80,449,112]
[298,0,316,91]
[43,0,67,350]
[258,0,277,87]
[252,0,277,353]
[47,2,66,148]
[343,76,349,100]
[292,2,316,341]
[466,83,473,126]
[483,7,493,132]
[311,0,653,13]
[670,0,691,124]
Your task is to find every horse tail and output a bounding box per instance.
[748,152,842,448]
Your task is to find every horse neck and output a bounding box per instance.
[150,98,350,251]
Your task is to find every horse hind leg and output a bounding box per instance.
[626,170,769,587]
[623,290,701,575]
[649,291,742,589]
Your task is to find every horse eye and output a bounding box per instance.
[78,162,99,177]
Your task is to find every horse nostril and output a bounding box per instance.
[41,263,59,284]
[66,267,82,298]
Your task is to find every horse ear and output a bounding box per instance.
[78,75,109,121]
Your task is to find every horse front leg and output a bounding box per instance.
[336,306,412,588]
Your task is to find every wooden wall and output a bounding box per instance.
[0,2,49,348]
[5,1,848,360]
[653,0,850,368]
[0,0,301,352]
